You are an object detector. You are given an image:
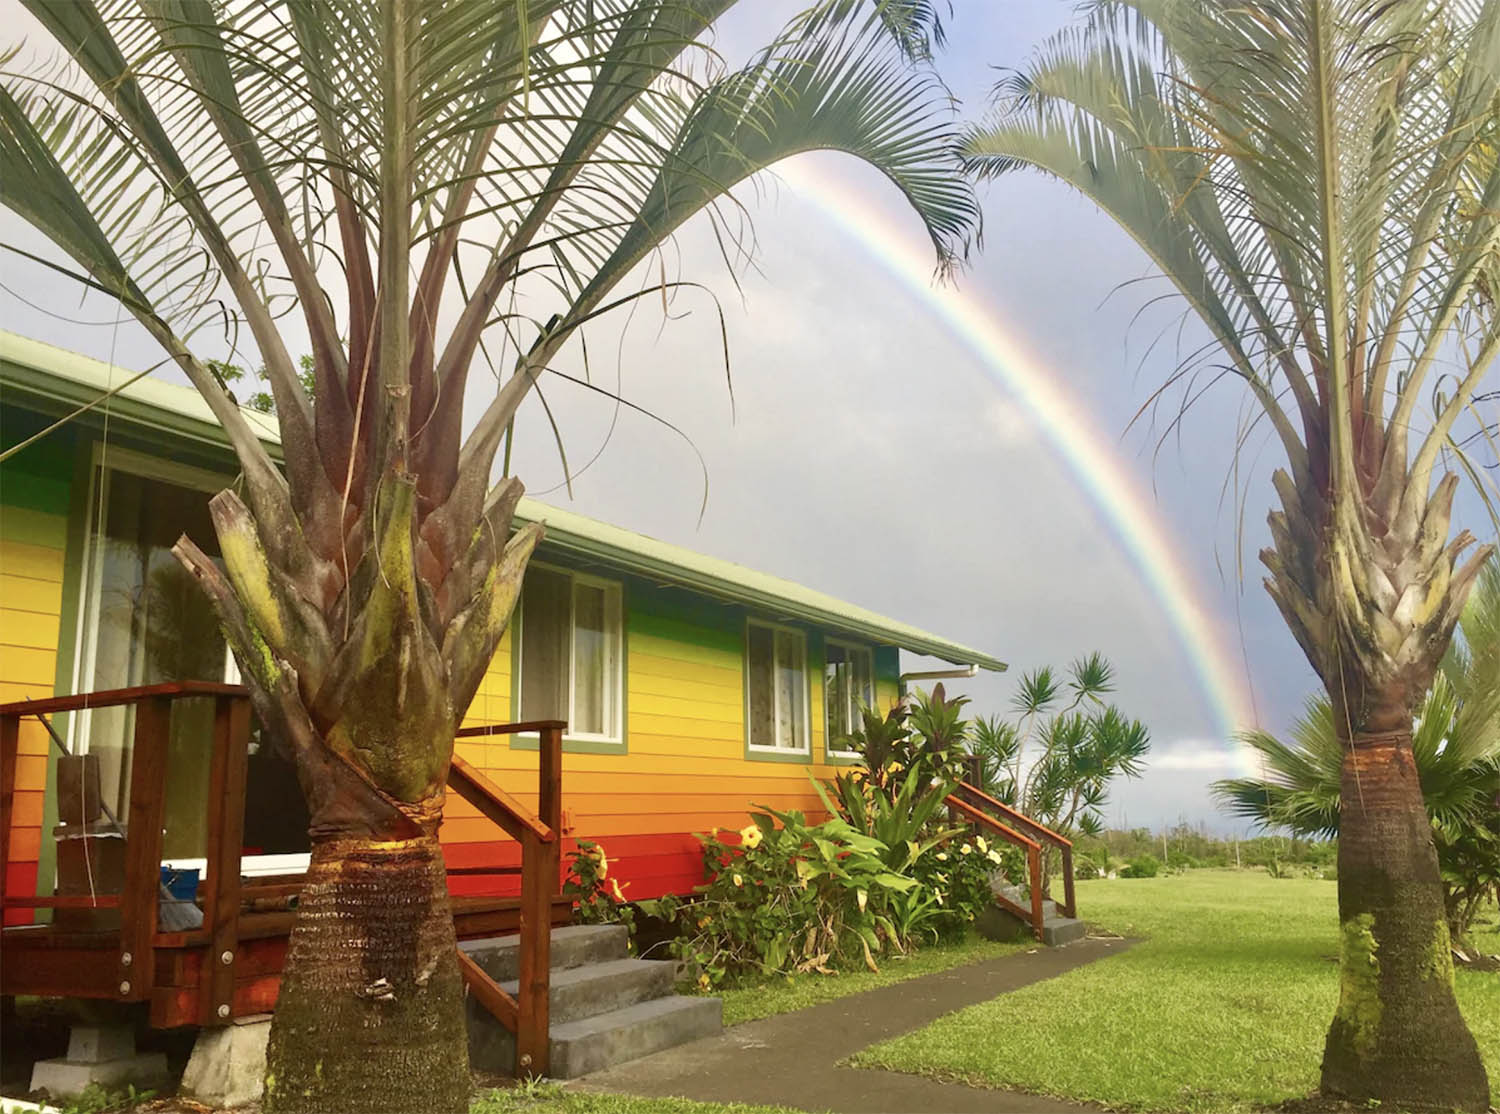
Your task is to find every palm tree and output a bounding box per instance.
[1215,558,1500,950]
[965,2,1498,1108]
[0,3,976,1110]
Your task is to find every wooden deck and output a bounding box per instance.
[0,683,569,1073]
[1,892,573,1028]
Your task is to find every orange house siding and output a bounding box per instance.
[440,577,901,901]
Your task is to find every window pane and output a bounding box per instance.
[572,583,609,736]
[747,625,774,749]
[775,630,806,751]
[520,569,570,721]
[852,648,874,721]
[82,468,226,855]
[825,654,850,748]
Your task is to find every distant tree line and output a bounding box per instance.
[1074,823,1336,879]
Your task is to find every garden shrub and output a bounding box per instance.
[563,839,633,932]
[637,809,920,989]
[911,834,1009,940]
[1119,855,1160,878]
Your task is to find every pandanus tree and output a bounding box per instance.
[0,2,976,1110]
[966,2,1499,1108]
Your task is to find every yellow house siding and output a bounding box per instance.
[1,432,72,918]
[443,572,906,898]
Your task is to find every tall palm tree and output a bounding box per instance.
[0,3,977,1110]
[1214,556,1500,947]
[965,2,1499,1108]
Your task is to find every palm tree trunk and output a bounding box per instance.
[1321,704,1489,1111]
[264,835,469,1114]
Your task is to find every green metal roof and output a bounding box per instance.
[0,330,1006,671]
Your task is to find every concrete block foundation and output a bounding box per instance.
[179,1014,271,1109]
[29,1024,169,1099]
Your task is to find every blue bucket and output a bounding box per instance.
[160,866,200,902]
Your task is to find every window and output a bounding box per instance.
[824,640,875,757]
[72,450,237,860]
[746,621,809,755]
[517,567,623,743]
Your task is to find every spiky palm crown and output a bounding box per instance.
[1215,557,1500,840]
[966,0,1500,720]
[0,0,977,829]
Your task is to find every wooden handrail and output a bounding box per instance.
[952,781,1077,921]
[947,796,1046,940]
[456,948,518,1030]
[955,781,1072,849]
[0,681,248,718]
[456,720,569,738]
[449,721,564,1077]
[449,756,554,845]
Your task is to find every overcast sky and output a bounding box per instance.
[4,2,1496,833]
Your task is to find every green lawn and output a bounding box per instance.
[472,1084,810,1114]
[850,870,1500,1113]
[714,932,1031,1026]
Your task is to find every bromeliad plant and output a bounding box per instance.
[0,3,976,1109]
[816,765,955,873]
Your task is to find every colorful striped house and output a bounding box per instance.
[1,329,1005,915]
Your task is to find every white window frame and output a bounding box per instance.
[514,564,624,746]
[69,444,298,876]
[824,638,875,759]
[744,619,812,756]
[70,444,241,756]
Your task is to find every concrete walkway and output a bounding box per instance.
[575,935,1133,1113]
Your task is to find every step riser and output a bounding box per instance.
[467,994,721,1078]
[550,997,723,1079]
[1043,919,1088,947]
[462,923,628,983]
[499,960,676,1025]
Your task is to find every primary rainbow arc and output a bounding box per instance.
[779,161,1258,762]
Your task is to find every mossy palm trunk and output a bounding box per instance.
[264,836,469,1114]
[1322,707,1489,1111]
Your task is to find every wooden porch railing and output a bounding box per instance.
[450,720,564,1078]
[2,686,567,1077]
[0,681,252,1024]
[946,775,1076,940]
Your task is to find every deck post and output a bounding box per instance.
[539,724,562,893]
[0,712,18,918]
[1027,845,1045,940]
[516,829,553,1077]
[119,696,171,1003]
[1060,844,1076,919]
[199,695,251,1025]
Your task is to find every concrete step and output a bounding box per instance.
[1042,916,1088,947]
[461,923,628,983]
[548,995,723,1079]
[497,957,675,1025]
[992,883,1087,947]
